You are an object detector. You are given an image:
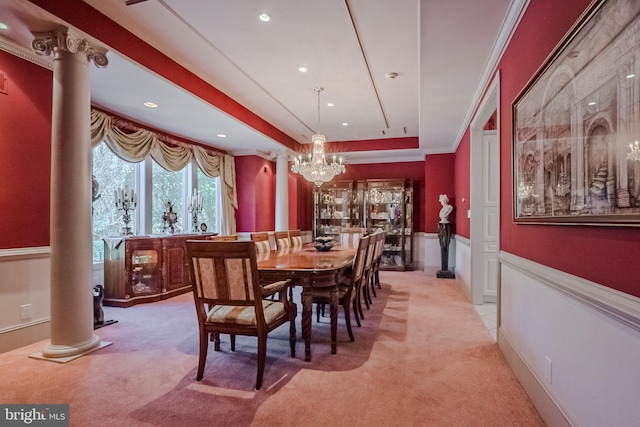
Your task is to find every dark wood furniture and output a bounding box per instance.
[313,235,369,341]
[186,240,297,390]
[257,244,356,361]
[103,233,212,307]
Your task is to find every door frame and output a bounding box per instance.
[470,72,500,305]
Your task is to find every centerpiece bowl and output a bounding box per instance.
[314,236,335,252]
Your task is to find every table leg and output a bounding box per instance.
[330,286,338,354]
[301,287,313,361]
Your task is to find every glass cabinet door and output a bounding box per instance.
[314,180,356,238]
[366,179,413,271]
[130,249,160,295]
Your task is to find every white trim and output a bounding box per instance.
[499,251,640,332]
[0,246,50,261]
[452,0,529,151]
[498,328,572,427]
[0,317,50,335]
[0,38,53,70]
[454,234,470,247]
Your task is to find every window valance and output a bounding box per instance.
[90,108,237,234]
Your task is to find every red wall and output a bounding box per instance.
[461,0,640,297]
[454,130,471,239]
[235,156,276,232]
[424,154,456,233]
[0,51,52,249]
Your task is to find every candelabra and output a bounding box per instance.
[114,185,137,235]
[187,188,203,233]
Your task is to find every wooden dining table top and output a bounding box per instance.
[256,244,356,272]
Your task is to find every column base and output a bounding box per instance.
[30,334,111,363]
[437,270,455,279]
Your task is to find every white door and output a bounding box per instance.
[481,130,499,302]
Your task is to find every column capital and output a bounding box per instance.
[31,26,108,68]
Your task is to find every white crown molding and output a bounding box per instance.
[0,37,53,70]
[452,0,530,151]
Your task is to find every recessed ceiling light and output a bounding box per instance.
[216,134,227,138]
[588,101,596,106]
[298,66,308,73]
[342,122,348,126]
[626,74,635,79]
[143,101,158,108]
[258,13,271,22]
[0,22,8,30]
[327,103,334,107]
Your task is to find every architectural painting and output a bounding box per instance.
[513,0,640,224]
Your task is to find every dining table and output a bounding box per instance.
[256,243,356,361]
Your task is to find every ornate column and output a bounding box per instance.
[32,27,109,359]
[273,151,289,231]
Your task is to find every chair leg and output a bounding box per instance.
[289,315,297,358]
[343,304,355,342]
[197,330,209,381]
[213,332,221,351]
[352,298,361,327]
[256,335,267,390]
[362,279,371,309]
[356,283,365,320]
[230,334,236,352]
[375,267,381,289]
[316,303,321,322]
[370,274,377,298]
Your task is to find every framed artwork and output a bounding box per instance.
[512,0,640,225]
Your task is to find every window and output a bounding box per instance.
[197,168,219,234]
[152,162,184,234]
[91,144,136,260]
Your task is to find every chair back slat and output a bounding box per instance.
[353,235,370,282]
[274,231,291,251]
[289,230,303,248]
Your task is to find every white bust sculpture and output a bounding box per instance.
[438,194,453,224]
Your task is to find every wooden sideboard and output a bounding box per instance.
[103,233,213,307]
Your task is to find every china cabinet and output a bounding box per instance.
[366,179,413,271]
[313,179,414,271]
[103,233,212,307]
[313,180,365,238]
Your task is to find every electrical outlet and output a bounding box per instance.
[20,304,32,320]
[545,356,553,384]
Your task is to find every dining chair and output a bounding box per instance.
[186,240,297,390]
[210,234,239,241]
[361,233,377,310]
[367,232,384,298]
[274,231,291,251]
[339,228,363,248]
[371,231,386,291]
[288,229,303,249]
[312,234,370,341]
[250,232,272,254]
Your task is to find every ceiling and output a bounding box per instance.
[0,0,525,163]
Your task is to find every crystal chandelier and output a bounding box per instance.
[291,87,345,187]
[627,140,640,161]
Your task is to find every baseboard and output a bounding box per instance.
[0,320,50,354]
[498,328,574,427]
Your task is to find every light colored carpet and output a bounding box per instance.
[0,270,544,426]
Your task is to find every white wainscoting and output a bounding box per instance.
[454,235,471,301]
[422,232,455,270]
[0,247,51,353]
[499,251,640,427]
